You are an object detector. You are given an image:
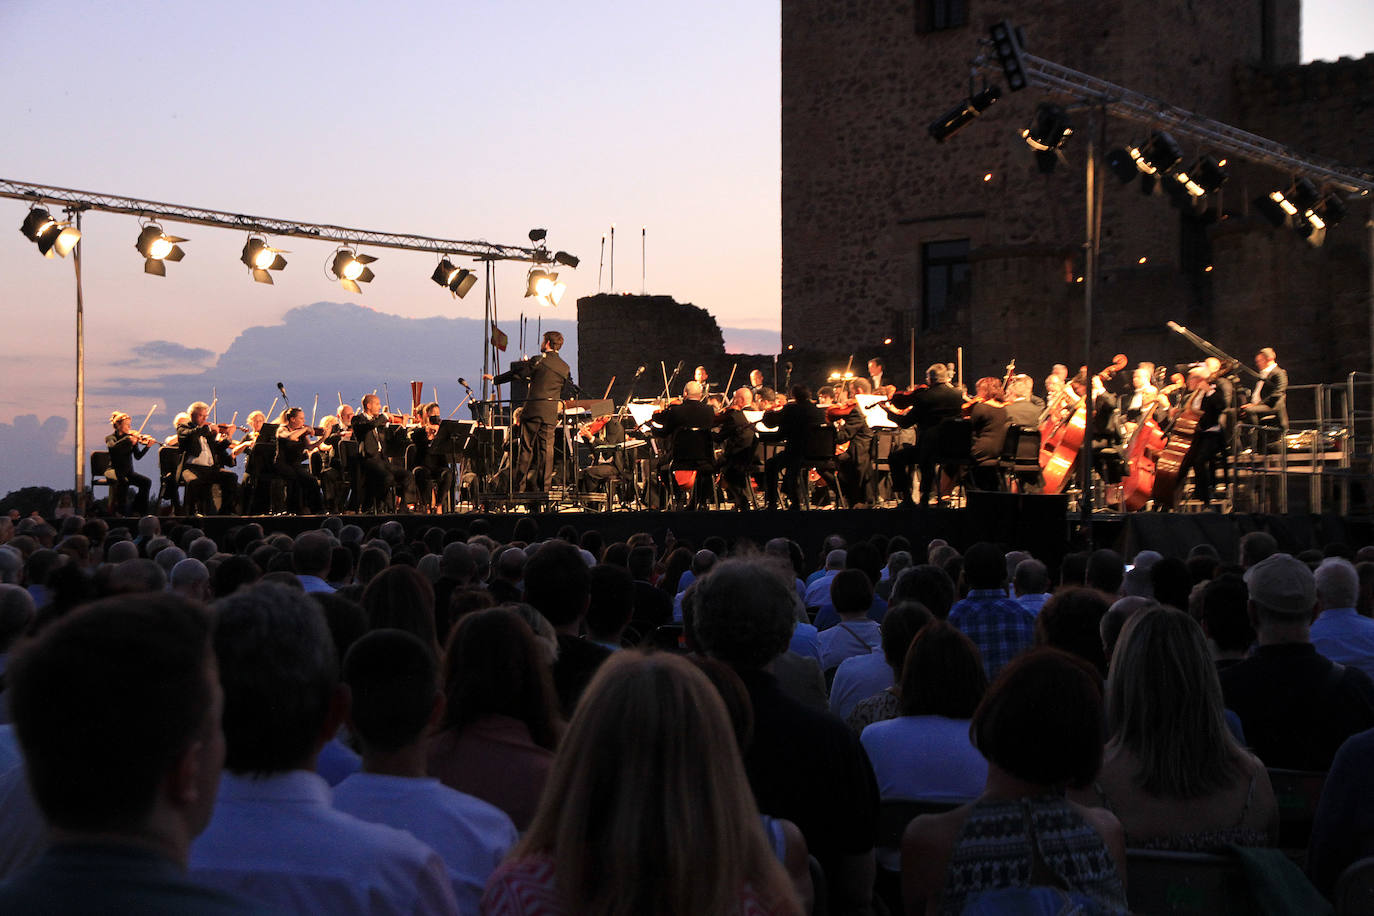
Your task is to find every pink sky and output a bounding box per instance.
[0,0,1370,494]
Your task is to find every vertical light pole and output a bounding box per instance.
[71,208,86,511]
[1077,109,1106,546]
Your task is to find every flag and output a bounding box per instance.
[491,323,508,352]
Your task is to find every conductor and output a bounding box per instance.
[485,330,572,492]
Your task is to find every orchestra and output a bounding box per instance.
[93,337,1294,517]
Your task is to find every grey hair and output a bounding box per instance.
[1316,558,1360,611]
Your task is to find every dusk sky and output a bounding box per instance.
[1,1,1371,495]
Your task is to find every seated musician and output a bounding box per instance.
[968,377,1010,491]
[748,369,766,402]
[1240,347,1287,432]
[1176,367,1229,509]
[579,414,633,501]
[352,394,413,513]
[693,365,711,397]
[714,387,757,510]
[315,415,350,514]
[760,384,829,509]
[165,412,190,447]
[104,411,153,515]
[274,407,323,514]
[1084,374,1126,485]
[410,401,455,514]
[177,401,238,516]
[1123,365,1169,429]
[834,380,875,507]
[884,364,963,507]
[231,411,272,514]
[1004,375,1042,429]
[651,381,716,508]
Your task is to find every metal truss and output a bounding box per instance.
[0,178,559,263]
[975,51,1374,196]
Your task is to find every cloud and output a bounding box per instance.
[721,326,781,355]
[130,340,216,363]
[0,414,71,497]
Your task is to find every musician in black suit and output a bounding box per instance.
[652,381,717,508]
[760,384,828,509]
[486,330,572,493]
[104,411,153,515]
[1240,347,1289,431]
[177,401,238,516]
[883,365,965,507]
[714,387,757,510]
[1176,367,1229,509]
[352,394,413,512]
[835,380,875,507]
[410,401,456,512]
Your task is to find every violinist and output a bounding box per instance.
[177,401,238,516]
[884,364,963,507]
[714,387,757,511]
[968,377,1010,491]
[1004,375,1042,429]
[233,410,274,515]
[693,365,711,396]
[748,368,766,401]
[104,411,154,515]
[579,413,633,501]
[760,384,827,509]
[833,379,875,507]
[353,394,411,512]
[315,415,350,514]
[410,401,455,514]
[275,407,323,514]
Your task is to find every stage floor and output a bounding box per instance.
[105,503,1372,563]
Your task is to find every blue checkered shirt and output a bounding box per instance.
[948,589,1037,681]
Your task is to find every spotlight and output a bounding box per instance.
[330,248,376,294]
[989,21,1028,92]
[135,224,187,276]
[1313,194,1347,229]
[1021,103,1072,152]
[1106,148,1139,184]
[1131,132,1183,176]
[240,236,288,284]
[929,85,1001,143]
[1184,156,1229,196]
[431,258,477,298]
[20,207,80,258]
[528,228,547,244]
[553,250,580,268]
[1254,178,1319,229]
[525,268,566,307]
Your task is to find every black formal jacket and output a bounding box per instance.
[493,351,571,421]
[761,400,826,453]
[913,384,965,432]
[176,423,230,473]
[652,398,716,436]
[714,408,756,463]
[1252,365,1289,427]
[351,414,389,459]
[104,432,149,477]
[835,407,872,454]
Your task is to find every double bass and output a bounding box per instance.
[1112,377,1184,511]
[1151,359,1236,509]
[1040,354,1127,495]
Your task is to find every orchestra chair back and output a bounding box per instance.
[1335,856,1374,916]
[934,418,975,498]
[998,424,1044,493]
[155,446,183,513]
[798,423,844,510]
[89,451,113,505]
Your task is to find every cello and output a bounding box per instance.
[1151,359,1236,510]
[1112,377,1183,510]
[1040,354,1127,495]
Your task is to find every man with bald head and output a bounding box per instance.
[651,380,716,509]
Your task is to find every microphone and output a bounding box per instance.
[634,365,646,378]
[458,377,470,389]
[277,382,288,399]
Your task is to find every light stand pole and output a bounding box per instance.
[71,208,86,512]
[1076,109,1106,547]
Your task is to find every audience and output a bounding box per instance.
[831,600,932,724]
[947,542,1035,680]
[1309,726,1374,898]
[818,569,882,673]
[1311,558,1374,680]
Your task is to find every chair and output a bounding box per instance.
[89,450,113,509]
[798,424,844,510]
[933,418,974,502]
[1268,768,1327,857]
[998,424,1043,492]
[1124,848,1253,915]
[1334,856,1374,916]
[155,446,183,513]
[669,426,716,510]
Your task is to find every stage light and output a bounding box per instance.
[1255,178,1319,229]
[989,21,1028,92]
[135,224,186,276]
[525,268,566,307]
[20,207,80,258]
[983,173,993,182]
[330,247,376,294]
[240,236,287,284]
[1313,194,1347,229]
[553,250,579,268]
[528,228,547,244]
[1138,256,1148,264]
[883,337,893,345]
[1106,148,1139,184]
[1184,156,1229,196]
[431,257,477,298]
[929,86,1001,143]
[1131,132,1183,176]
[1022,103,1072,152]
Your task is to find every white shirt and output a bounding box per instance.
[804,571,840,608]
[189,770,458,915]
[333,773,517,916]
[1251,363,1277,404]
[829,651,894,722]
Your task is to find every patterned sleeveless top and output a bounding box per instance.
[1091,771,1270,852]
[940,796,1128,916]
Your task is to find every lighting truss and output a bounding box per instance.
[971,48,1374,196]
[0,179,563,265]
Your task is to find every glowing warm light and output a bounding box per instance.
[882,337,893,345]
[1075,276,1083,283]
[149,236,173,260]
[983,173,993,182]
[1204,265,1214,272]
[342,258,364,281]
[1138,256,1148,264]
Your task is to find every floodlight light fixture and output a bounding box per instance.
[525,267,565,307]
[1132,132,1183,176]
[553,250,579,268]
[20,206,80,258]
[330,247,376,294]
[528,228,547,244]
[988,20,1028,92]
[135,223,187,276]
[929,85,1001,143]
[241,236,287,284]
[1021,102,1072,152]
[432,257,477,298]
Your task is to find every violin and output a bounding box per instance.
[825,402,855,422]
[885,385,927,410]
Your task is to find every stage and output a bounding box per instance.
[107,499,1374,566]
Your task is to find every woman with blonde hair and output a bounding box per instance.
[481,651,802,916]
[1070,604,1277,849]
